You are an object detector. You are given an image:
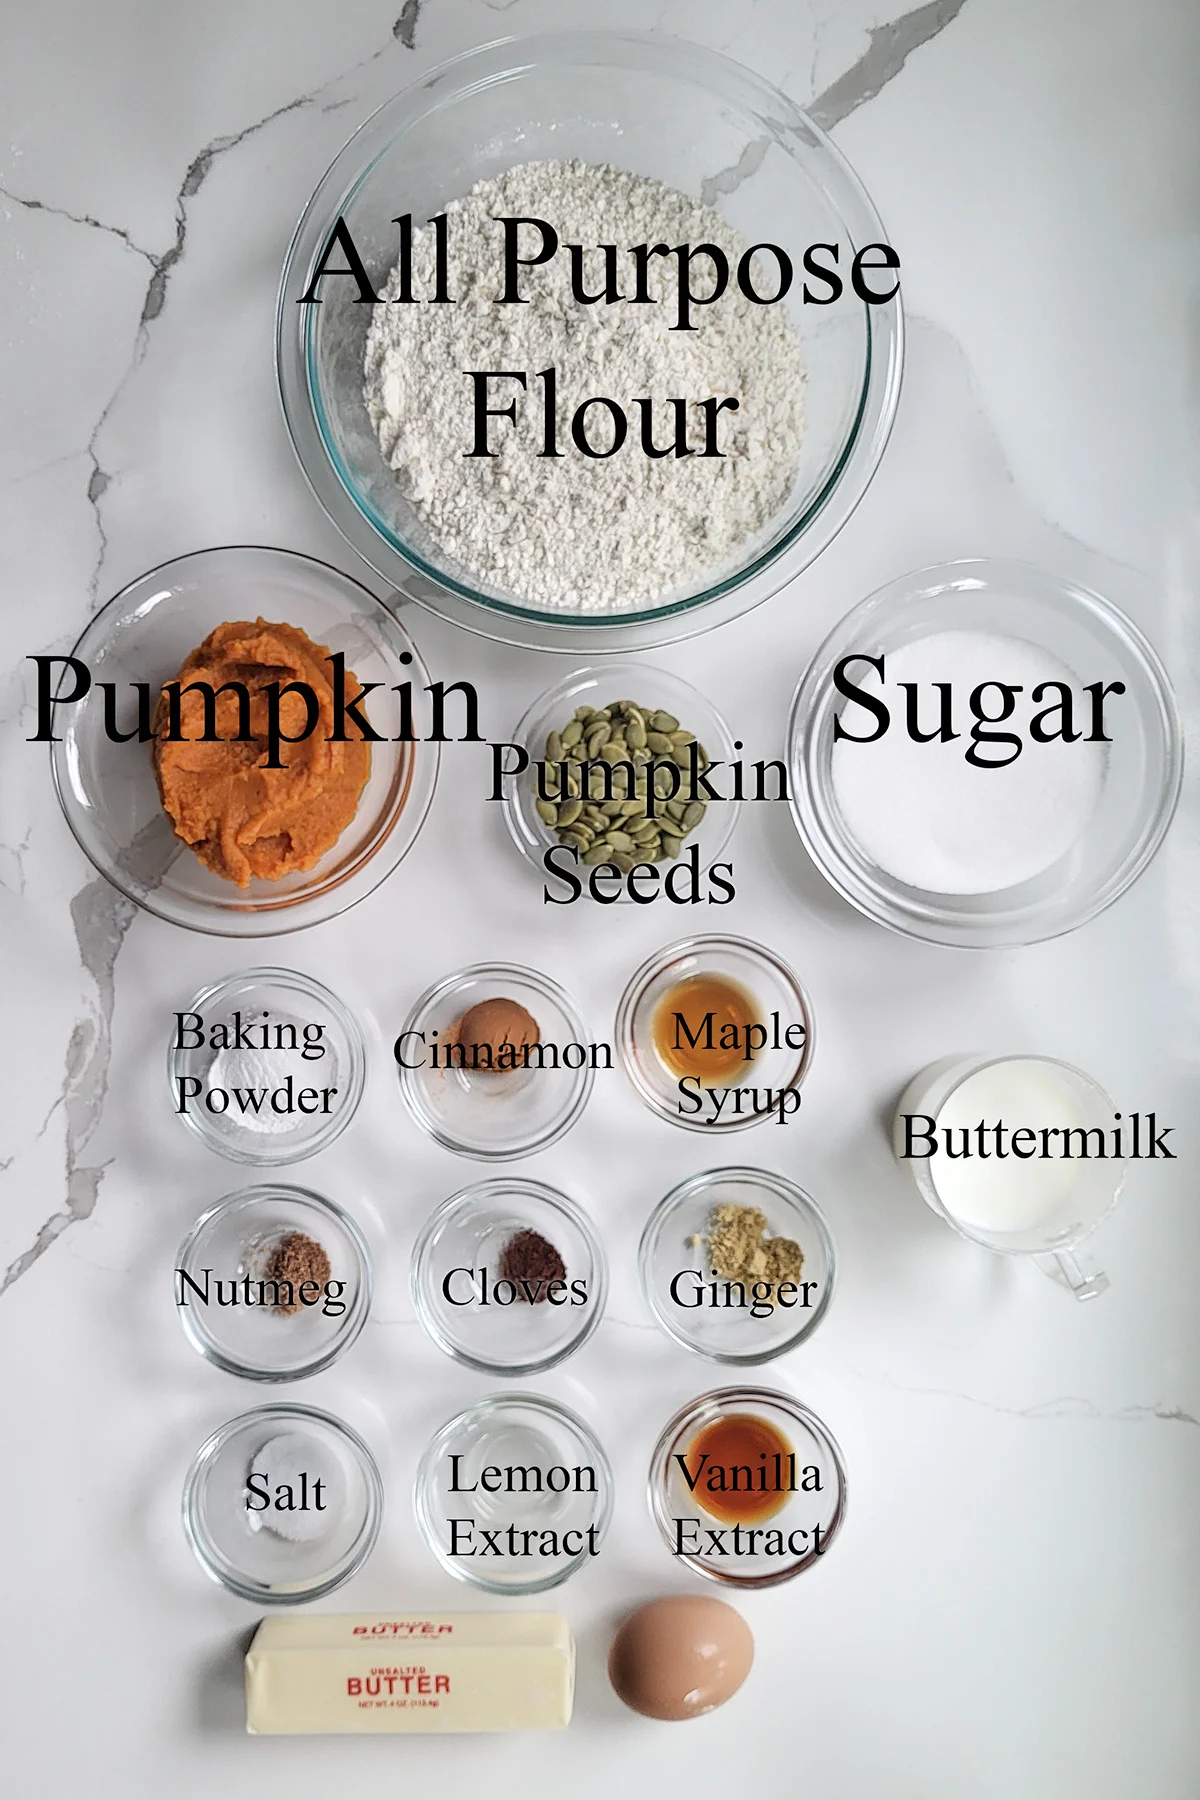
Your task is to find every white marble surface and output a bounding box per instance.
[2,2,1199,1795]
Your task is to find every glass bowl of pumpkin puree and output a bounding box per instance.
[50,545,438,935]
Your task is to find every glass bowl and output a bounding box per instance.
[639,1168,835,1364]
[501,662,739,896]
[175,1185,372,1381]
[276,31,903,650]
[615,934,814,1131]
[168,968,366,1165]
[49,545,439,936]
[648,1386,846,1588]
[414,1393,613,1594]
[412,1179,607,1375]
[787,559,1183,947]
[396,963,595,1159]
[182,1403,383,1603]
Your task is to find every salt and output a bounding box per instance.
[830,631,1104,894]
[247,1432,340,1543]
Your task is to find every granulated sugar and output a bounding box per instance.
[363,160,806,612]
[830,631,1105,894]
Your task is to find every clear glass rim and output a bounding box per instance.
[396,962,596,1159]
[614,933,816,1130]
[275,30,904,650]
[786,557,1184,948]
[50,543,440,937]
[181,1401,383,1603]
[174,1183,374,1381]
[167,967,368,1166]
[647,1383,847,1588]
[413,1391,613,1593]
[410,1177,608,1375]
[638,1166,836,1364]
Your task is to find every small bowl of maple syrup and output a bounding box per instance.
[648,1386,847,1587]
[615,935,814,1131]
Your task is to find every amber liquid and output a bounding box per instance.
[681,1413,795,1525]
[651,973,762,1083]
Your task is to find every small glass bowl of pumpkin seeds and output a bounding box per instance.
[501,663,739,895]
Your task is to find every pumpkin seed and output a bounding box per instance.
[557,798,583,827]
[535,799,558,826]
[682,800,707,831]
[582,843,615,866]
[546,730,563,762]
[650,711,679,733]
[646,730,674,754]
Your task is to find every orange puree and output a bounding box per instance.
[152,619,371,889]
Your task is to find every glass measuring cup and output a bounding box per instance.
[892,1054,1124,1299]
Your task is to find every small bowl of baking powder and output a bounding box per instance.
[168,967,367,1165]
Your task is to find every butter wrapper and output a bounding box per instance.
[245,1611,574,1734]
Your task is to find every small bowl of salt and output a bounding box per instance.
[168,967,367,1165]
[182,1403,383,1603]
[787,559,1182,948]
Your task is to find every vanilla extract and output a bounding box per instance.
[899,1110,1174,1160]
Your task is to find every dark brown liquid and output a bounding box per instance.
[679,1413,795,1524]
[651,973,761,1083]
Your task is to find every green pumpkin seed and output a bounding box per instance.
[650,711,679,733]
[557,798,583,827]
[546,730,563,761]
[561,719,583,749]
[604,830,635,853]
[609,851,635,874]
[559,829,589,853]
[682,801,707,831]
[670,729,695,746]
[659,816,686,838]
[646,730,674,754]
[586,725,610,758]
[626,720,647,749]
[582,843,615,866]
[535,798,558,826]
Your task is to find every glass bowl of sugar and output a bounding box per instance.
[276,32,903,650]
[787,559,1183,948]
[168,968,367,1165]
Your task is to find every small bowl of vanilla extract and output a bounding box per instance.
[648,1386,847,1588]
[614,935,814,1132]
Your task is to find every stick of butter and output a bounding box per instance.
[245,1612,574,1734]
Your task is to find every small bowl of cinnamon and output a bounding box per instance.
[395,962,596,1159]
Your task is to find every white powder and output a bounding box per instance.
[830,631,1105,894]
[363,160,806,612]
[247,1432,340,1543]
[206,1014,338,1137]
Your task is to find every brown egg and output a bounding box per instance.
[608,1595,753,1721]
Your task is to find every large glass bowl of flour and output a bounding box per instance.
[277,32,903,651]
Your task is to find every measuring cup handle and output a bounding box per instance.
[1033,1248,1110,1301]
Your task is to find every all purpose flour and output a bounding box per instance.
[363,160,806,612]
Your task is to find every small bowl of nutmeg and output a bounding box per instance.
[394,963,596,1159]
